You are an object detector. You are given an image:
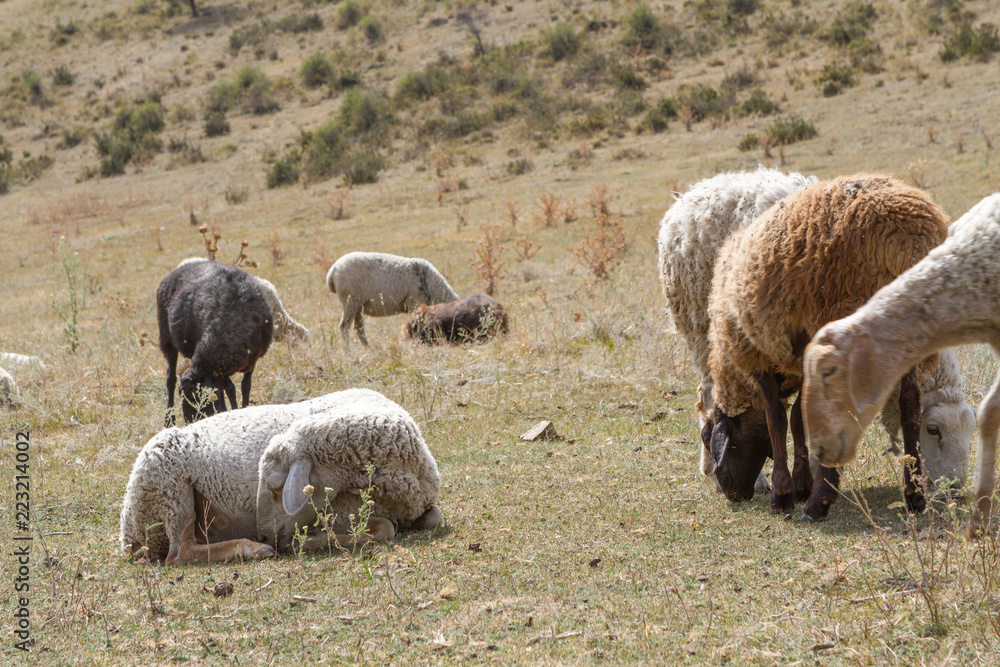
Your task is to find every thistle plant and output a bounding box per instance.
[51,238,86,354]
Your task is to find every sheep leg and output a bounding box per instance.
[756,373,793,514]
[354,312,370,347]
[164,347,178,427]
[899,368,927,514]
[339,297,358,349]
[165,488,275,564]
[803,465,841,521]
[223,378,238,411]
[789,394,812,501]
[291,517,396,553]
[240,369,253,409]
[408,505,444,531]
[970,368,1000,537]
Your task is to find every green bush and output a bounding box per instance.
[737,88,779,117]
[301,53,334,89]
[736,132,759,151]
[394,67,451,104]
[761,10,817,49]
[336,88,392,138]
[341,149,386,184]
[675,83,733,121]
[229,21,270,53]
[59,124,91,148]
[543,23,582,62]
[203,110,230,137]
[822,1,876,46]
[506,157,533,175]
[816,61,856,96]
[205,66,279,115]
[276,13,323,33]
[93,97,167,177]
[765,115,818,145]
[847,37,884,73]
[360,16,383,44]
[614,67,647,91]
[643,97,678,133]
[623,4,671,52]
[51,65,75,86]
[50,21,78,46]
[336,1,365,30]
[266,154,301,188]
[940,21,1000,62]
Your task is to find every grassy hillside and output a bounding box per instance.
[2,0,1000,663]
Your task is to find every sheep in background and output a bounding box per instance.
[0,353,45,372]
[157,261,273,424]
[0,367,18,409]
[657,167,816,492]
[326,251,459,349]
[176,258,309,344]
[706,175,950,519]
[403,294,509,345]
[120,389,443,563]
[804,193,1000,534]
[879,348,976,488]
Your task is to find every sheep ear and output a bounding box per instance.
[282,459,313,515]
[846,330,882,416]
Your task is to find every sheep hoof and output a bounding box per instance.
[803,499,831,522]
[798,513,815,523]
[905,490,927,514]
[243,541,276,560]
[768,491,794,515]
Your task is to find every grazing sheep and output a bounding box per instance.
[120,389,443,563]
[403,294,509,345]
[706,175,950,519]
[0,367,18,408]
[177,258,309,344]
[326,251,459,348]
[0,353,44,372]
[804,193,1000,534]
[879,348,976,488]
[657,167,816,490]
[157,261,273,424]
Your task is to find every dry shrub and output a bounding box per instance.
[329,189,349,220]
[311,243,336,272]
[587,183,611,219]
[264,232,286,268]
[534,192,561,227]
[470,224,507,296]
[515,237,540,261]
[505,201,519,227]
[572,211,627,281]
[562,198,578,224]
[437,178,458,205]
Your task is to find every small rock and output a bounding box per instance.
[212,581,234,598]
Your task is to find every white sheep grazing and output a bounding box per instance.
[176,258,309,344]
[326,251,459,349]
[0,353,45,372]
[657,167,816,488]
[120,388,442,563]
[0,367,18,408]
[803,193,1000,533]
[879,347,976,487]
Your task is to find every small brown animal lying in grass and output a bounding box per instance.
[403,294,509,345]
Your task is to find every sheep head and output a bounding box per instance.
[179,370,227,423]
[703,406,771,502]
[920,398,976,489]
[802,323,890,467]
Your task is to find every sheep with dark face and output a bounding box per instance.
[403,294,509,345]
[706,175,950,519]
[326,252,459,348]
[157,261,273,424]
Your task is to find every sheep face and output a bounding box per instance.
[703,407,771,502]
[802,325,888,467]
[920,401,976,488]
[179,371,227,423]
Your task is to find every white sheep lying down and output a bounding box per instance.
[120,389,443,563]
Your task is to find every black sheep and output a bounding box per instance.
[156,261,274,424]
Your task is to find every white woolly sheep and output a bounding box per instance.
[120,389,443,563]
[0,353,44,372]
[706,175,950,519]
[0,367,18,409]
[657,167,816,491]
[326,251,459,348]
[157,261,274,424]
[879,347,976,488]
[804,193,1000,534]
[177,258,309,344]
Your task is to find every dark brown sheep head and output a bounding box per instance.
[702,406,772,502]
[179,370,227,423]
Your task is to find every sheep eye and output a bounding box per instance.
[926,424,940,437]
[821,365,839,381]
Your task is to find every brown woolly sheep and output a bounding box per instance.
[705,174,950,520]
[403,294,509,345]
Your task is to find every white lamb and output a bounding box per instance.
[0,353,45,372]
[803,193,1000,533]
[120,389,443,563]
[326,251,459,349]
[176,258,309,344]
[657,167,816,486]
[0,367,18,408]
